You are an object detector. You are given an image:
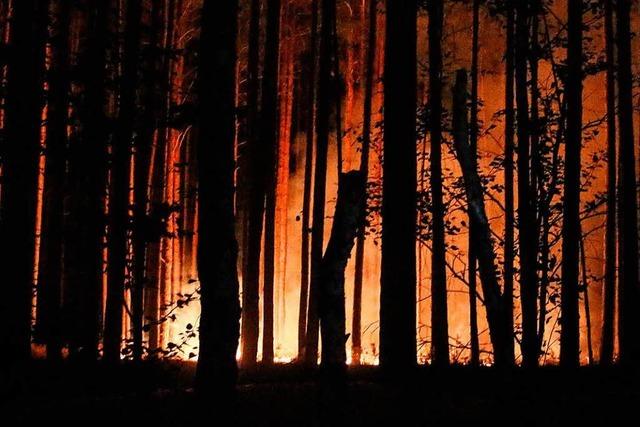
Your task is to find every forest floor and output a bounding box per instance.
[2,361,638,426]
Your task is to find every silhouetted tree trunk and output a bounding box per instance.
[427,0,449,367]
[320,171,365,375]
[467,0,480,367]
[600,0,616,366]
[503,0,516,364]
[104,0,142,364]
[0,0,47,363]
[36,0,71,361]
[194,0,241,399]
[515,0,537,368]
[305,0,337,367]
[615,0,640,365]
[298,0,318,360]
[380,0,417,370]
[64,0,110,361]
[352,0,376,366]
[560,0,582,368]
[452,70,511,367]
[260,0,282,366]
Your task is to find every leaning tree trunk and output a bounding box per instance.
[452,70,511,367]
[427,0,449,367]
[194,0,242,399]
[380,0,418,370]
[615,0,640,365]
[0,0,47,363]
[36,0,71,361]
[600,0,616,366]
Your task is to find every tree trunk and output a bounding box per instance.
[194,0,241,399]
[36,0,71,361]
[427,0,449,367]
[615,0,640,365]
[0,0,47,363]
[320,171,366,375]
[298,0,318,360]
[305,0,337,367]
[452,70,511,367]
[380,0,417,370]
[502,0,516,365]
[104,0,142,364]
[352,0,377,366]
[467,0,480,367]
[515,0,538,368]
[600,0,616,365]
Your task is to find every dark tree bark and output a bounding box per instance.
[427,0,449,367]
[64,0,110,361]
[467,0,481,367]
[380,0,417,370]
[261,0,283,366]
[615,0,640,365]
[298,0,318,360]
[560,0,582,368]
[600,0,616,365]
[452,70,511,368]
[36,0,71,361]
[104,0,143,364]
[319,171,366,375]
[515,0,538,368]
[503,0,516,364]
[351,0,377,366]
[305,0,337,367]
[194,0,241,398]
[0,0,47,363]
[241,0,262,366]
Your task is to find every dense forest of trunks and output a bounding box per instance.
[1,0,640,399]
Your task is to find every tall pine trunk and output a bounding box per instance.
[194,0,241,399]
[560,0,582,368]
[352,0,377,366]
[36,0,71,361]
[600,0,616,365]
[104,0,142,363]
[428,0,449,367]
[380,0,417,370]
[615,0,640,365]
[0,0,47,363]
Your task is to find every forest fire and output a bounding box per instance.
[2,0,640,425]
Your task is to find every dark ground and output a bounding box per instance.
[2,361,638,426]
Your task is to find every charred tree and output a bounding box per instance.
[0,0,47,363]
[352,0,377,366]
[600,0,616,366]
[615,0,640,365]
[427,0,449,367]
[194,0,242,398]
[104,0,143,364]
[380,0,417,370]
[36,0,71,361]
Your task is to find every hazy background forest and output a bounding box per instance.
[2,0,640,425]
